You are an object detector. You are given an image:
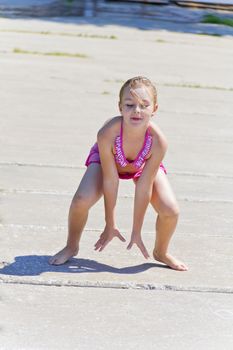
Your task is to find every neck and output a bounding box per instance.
[122,121,148,139]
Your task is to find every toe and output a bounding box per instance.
[49,257,54,265]
[176,263,188,271]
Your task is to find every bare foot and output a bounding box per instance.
[153,250,188,271]
[49,246,79,265]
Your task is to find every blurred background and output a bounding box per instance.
[0,0,232,18]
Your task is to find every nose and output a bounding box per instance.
[135,105,141,113]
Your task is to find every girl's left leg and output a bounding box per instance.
[150,169,188,271]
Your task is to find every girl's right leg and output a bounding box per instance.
[49,163,103,265]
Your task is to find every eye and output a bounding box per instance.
[126,104,133,108]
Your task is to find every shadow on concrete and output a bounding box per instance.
[2,15,233,37]
[1,1,233,36]
[0,255,168,276]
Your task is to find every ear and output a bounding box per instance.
[118,101,122,113]
[152,103,158,116]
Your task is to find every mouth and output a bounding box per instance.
[131,117,142,121]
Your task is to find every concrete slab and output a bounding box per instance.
[1,283,233,350]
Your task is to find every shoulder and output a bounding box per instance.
[97,116,122,142]
[148,122,168,155]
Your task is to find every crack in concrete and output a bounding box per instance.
[0,162,233,179]
[1,223,232,237]
[1,188,233,203]
[0,277,232,294]
[0,162,86,170]
[0,223,101,232]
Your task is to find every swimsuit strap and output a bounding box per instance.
[114,123,128,167]
[133,130,153,169]
[114,122,153,169]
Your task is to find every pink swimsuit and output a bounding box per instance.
[85,123,166,179]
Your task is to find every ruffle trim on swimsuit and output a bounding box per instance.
[114,125,153,169]
[133,134,153,169]
[115,135,129,167]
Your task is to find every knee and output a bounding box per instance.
[160,201,180,219]
[70,193,91,212]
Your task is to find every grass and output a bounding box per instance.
[162,82,233,91]
[155,39,167,43]
[103,79,233,92]
[202,14,233,28]
[13,48,88,58]
[104,79,124,83]
[0,29,117,40]
[197,32,222,37]
[59,32,117,40]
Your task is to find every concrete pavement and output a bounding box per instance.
[0,10,233,350]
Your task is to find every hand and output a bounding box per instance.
[127,235,150,259]
[94,226,126,252]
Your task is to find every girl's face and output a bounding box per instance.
[119,85,158,128]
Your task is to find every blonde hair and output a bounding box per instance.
[119,76,157,104]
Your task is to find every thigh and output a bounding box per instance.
[150,169,179,216]
[73,163,103,207]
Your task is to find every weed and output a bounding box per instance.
[104,79,124,83]
[197,32,222,37]
[155,39,167,43]
[202,14,233,27]
[0,29,117,40]
[162,82,233,91]
[13,48,88,58]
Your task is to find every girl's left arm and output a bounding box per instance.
[94,123,126,252]
[127,135,167,258]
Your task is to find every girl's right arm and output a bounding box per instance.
[98,126,119,227]
[94,124,125,251]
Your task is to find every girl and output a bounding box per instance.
[50,76,188,271]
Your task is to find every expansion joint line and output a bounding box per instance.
[0,278,232,295]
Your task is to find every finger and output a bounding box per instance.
[94,232,105,246]
[127,241,133,250]
[95,242,105,251]
[94,237,102,245]
[117,233,126,242]
[94,240,103,250]
[94,239,101,247]
[94,241,99,248]
[99,240,109,252]
[94,244,101,251]
[137,241,149,258]
[139,245,150,259]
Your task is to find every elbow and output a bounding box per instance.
[97,130,103,145]
[161,135,168,154]
[158,136,168,159]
